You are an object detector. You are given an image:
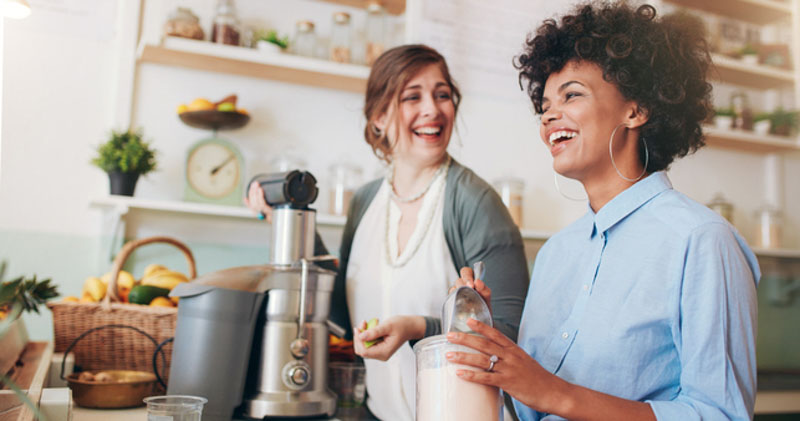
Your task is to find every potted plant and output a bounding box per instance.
[91,129,157,196]
[753,112,771,135]
[768,108,799,137]
[253,29,289,53]
[0,261,59,420]
[739,44,759,65]
[713,107,735,130]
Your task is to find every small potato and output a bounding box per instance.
[78,371,95,381]
[94,372,113,382]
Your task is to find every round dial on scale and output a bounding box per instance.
[186,141,241,199]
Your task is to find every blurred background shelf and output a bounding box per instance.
[138,37,370,93]
[704,126,800,153]
[665,0,792,25]
[318,0,405,15]
[710,53,796,90]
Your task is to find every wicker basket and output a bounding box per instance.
[48,236,196,382]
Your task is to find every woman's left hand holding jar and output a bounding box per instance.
[445,318,565,415]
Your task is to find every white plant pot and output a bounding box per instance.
[754,120,771,135]
[741,54,759,65]
[256,40,282,54]
[714,115,733,130]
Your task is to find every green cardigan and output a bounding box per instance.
[325,159,530,342]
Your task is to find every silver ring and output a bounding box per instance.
[486,354,498,372]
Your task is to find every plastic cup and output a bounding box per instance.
[328,362,366,410]
[144,395,207,421]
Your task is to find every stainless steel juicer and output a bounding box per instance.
[167,170,339,420]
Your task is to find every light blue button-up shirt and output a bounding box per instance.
[514,172,760,421]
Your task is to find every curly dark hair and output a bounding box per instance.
[515,1,713,172]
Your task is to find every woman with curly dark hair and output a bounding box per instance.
[445,2,760,420]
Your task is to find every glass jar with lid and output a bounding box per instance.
[494,177,525,227]
[211,0,241,46]
[164,7,205,40]
[365,2,386,65]
[292,20,317,57]
[330,12,353,63]
[707,192,734,224]
[328,163,362,216]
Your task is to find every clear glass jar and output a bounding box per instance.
[754,205,782,249]
[494,177,524,227]
[414,335,503,421]
[211,0,241,46]
[330,12,353,63]
[707,192,734,224]
[164,7,205,40]
[328,163,362,216]
[365,2,386,66]
[269,153,308,173]
[292,20,316,57]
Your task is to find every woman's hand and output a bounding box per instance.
[445,318,564,414]
[353,315,426,361]
[451,266,492,313]
[243,181,273,222]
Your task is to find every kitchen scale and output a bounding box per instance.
[179,109,249,206]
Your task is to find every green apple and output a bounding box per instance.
[217,102,236,112]
[364,318,379,348]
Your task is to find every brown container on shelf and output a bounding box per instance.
[47,236,196,382]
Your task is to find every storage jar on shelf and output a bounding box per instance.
[365,1,386,66]
[292,20,317,58]
[328,163,362,216]
[330,12,353,64]
[211,0,241,46]
[494,177,525,227]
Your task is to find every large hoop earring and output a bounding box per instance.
[609,123,649,182]
[553,172,588,202]
[371,123,382,137]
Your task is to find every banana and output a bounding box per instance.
[100,270,135,289]
[82,277,106,302]
[141,270,189,291]
[143,264,169,277]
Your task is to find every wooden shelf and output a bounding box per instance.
[319,0,405,15]
[665,0,791,25]
[138,37,370,93]
[90,196,800,260]
[710,53,796,90]
[704,125,800,153]
[90,195,348,226]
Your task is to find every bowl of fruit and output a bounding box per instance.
[177,94,250,131]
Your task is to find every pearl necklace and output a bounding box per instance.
[384,157,451,268]
[387,156,451,203]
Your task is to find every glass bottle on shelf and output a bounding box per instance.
[211,0,241,46]
[707,193,734,224]
[292,20,317,58]
[330,12,353,64]
[365,2,386,66]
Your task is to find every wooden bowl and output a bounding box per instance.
[67,370,158,408]
[178,110,250,131]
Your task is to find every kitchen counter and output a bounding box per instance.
[71,405,376,420]
[70,392,800,420]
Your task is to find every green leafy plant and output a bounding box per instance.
[739,44,758,56]
[0,261,59,317]
[91,129,157,175]
[754,112,771,122]
[714,107,735,117]
[768,108,799,136]
[254,29,289,50]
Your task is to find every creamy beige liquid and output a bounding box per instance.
[417,365,502,421]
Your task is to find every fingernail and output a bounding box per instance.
[446,332,457,340]
[445,352,454,359]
